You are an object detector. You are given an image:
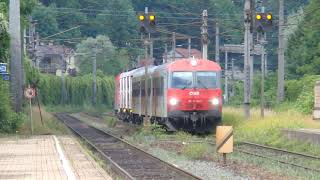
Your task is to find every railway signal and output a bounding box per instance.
[138,13,156,33]
[255,13,273,33]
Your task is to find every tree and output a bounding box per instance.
[75,35,129,75]
[32,4,59,38]
[286,0,320,78]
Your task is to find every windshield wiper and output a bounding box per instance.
[197,80,208,89]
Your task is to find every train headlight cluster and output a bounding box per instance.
[169,98,178,106]
[211,98,219,106]
[190,60,198,66]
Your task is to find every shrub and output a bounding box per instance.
[0,79,22,133]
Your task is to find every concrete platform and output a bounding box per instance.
[282,129,320,145]
[0,135,112,180]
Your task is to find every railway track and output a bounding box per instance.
[237,142,320,173]
[83,112,320,173]
[55,113,202,180]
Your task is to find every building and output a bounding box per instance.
[163,48,202,63]
[32,42,76,76]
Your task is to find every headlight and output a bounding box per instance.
[211,98,219,106]
[169,98,178,106]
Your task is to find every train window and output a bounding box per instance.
[196,72,218,88]
[171,72,193,89]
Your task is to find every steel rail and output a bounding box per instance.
[55,113,202,180]
[239,141,320,160]
[84,113,320,173]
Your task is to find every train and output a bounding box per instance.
[114,57,222,133]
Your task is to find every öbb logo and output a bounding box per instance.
[189,91,200,96]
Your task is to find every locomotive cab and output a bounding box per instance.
[167,65,222,132]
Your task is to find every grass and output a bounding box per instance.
[102,116,118,128]
[182,143,212,159]
[18,106,69,135]
[227,151,320,180]
[45,104,111,114]
[222,106,320,159]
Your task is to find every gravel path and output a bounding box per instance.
[148,148,249,180]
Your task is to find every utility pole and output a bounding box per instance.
[172,32,176,62]
[164,43,168,63]
[231,58,235,97]
[249,34,254,99]
[260,33,267,118]
[201,10,208,59]
[188,38,191,58]
[9,0,23,112]
[277,0,285,102]
[244,0,252,119]
[92,43,97,105]
[61,47,66,105]
[143,7,150,126]
[150,38,153,62]
[224,51,229,103]
[215,23,220,64]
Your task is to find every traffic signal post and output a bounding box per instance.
[138,7,157,127]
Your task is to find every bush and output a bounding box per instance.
[24,60,115,107]
[0,79,22,133]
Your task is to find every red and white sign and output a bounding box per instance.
[24,87,36,99]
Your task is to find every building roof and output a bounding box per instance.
[175,48,202,59]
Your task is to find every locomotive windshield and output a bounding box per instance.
[171,71,218,89]
[196,72,218,88]
[171,72,193,89]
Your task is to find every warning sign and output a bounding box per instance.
[216,126,233,153]
[24,87,36,99]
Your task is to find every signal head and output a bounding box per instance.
[138,15,145,21]
[149,15,155,21]
[256,14,262,20]
[266,13,272,20]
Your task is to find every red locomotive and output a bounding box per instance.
[114,58,222,132]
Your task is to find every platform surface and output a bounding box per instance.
[0,135,112,180]
[282,129,320,144]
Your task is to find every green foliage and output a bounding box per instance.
[31,4,60,38]
[182,143,210,159]
[286,75,320,114]
[25,60,115,106]
[0,1,9,63]
[286,0,320,78]
[103,117,117,128]
[0,79,22,133]
[76,35,129,75]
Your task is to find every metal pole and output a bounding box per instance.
[61,49,66,105]
[92,43,97,105]
[201,10,208,59]
[277,0,285,102]
[143,36,150,126]
[231,58,235,97]
[188,38,191,58]
[150,39,153,63]
[261,34,266,118]
[172,32,176,62]
[9,0,23,112]
[164,43,168,64]
[225,51,228,103]
[30,98,33,135]
[249,33,254,99]
[244,0,251,119]
[215,23,220,64]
